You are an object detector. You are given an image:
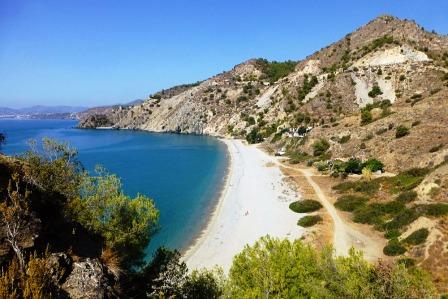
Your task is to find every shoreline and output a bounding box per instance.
[180,137,233,256]
[183,139,304,272]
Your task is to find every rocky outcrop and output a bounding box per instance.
[62,258,117,299]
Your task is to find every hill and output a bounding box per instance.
[78,15,448,292]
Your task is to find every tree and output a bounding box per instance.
[71,167,159,269]
[226,236,437,298]
[345,158,363,174]
[0,176,30,270]
[246,128,263,144]
[23,138,82,199]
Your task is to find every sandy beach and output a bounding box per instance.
[183,139,304,272]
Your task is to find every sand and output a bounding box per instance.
[183,139,304,272]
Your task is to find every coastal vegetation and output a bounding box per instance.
[289,199,322,213]
[297,215,322,227]
[226,236,436,298]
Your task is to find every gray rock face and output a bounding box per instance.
[62,258,117,299]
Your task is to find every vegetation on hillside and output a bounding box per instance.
[255,59,297,83]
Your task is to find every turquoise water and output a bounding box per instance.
[0,120,228,255]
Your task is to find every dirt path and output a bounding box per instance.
[277,161,385,261]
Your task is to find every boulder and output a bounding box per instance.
[62,258,117,299]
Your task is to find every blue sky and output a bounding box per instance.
[1,0,447,108]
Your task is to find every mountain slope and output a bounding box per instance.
[79,15,448,172]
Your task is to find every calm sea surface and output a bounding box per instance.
[0,119,228,256]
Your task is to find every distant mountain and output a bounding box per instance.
[0,105,89,120]
[0,105,87,115]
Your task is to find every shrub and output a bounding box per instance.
[429,144,443,153]
[333,180,379,194]
[339,135,351,144]
[395,125,409,138]
[288,152,309,164]
[384,229,401,239]
[297,215,322,227]
[403,228,429,245]
[396,191,417,202]
[399,74,406,81]
[382,208,419,230]
[368,85,383,98]
[417,203,448,217]
[312,139,330,156]
[387,170,426,192]
[362,159,384,172]
[360,109,373,125]
[334,195,369,212]
[255,59,297,83]
[246,128,263,144]
[383,239,406,256]
[289,200,322,213]
[344,158,363,174]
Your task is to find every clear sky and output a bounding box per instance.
[1,0,447,108]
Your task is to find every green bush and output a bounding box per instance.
[297,215,322,227]
[360,109,373,125]
[255,59,297,83]
[227,236,436,298]
[362,159,384,172]
[344,158,363,174]
[384,229,401,239]
[333,180,380,194]
[288,151,309,164]
[417,203,448,217]
[246,128,263,144]
[339,135,351,144]
[386,169,427,192]
[396,190,417,202]
[353,204,385,225]
[312,139,330,156]
[353,201,405,226]
[368,85,383,98]
[395,125,409,138]
[289,200,323,213]
[383,239,406,256]
[382,208,419,230]
[403,228,429,245]
[334,195,369,212]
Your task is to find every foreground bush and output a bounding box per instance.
[297,215,322,227]
[289,199,322,213]
[227,236,436,298]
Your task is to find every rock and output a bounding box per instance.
[62,258,117,299]
[370,107,383,119]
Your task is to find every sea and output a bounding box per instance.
[0,119,228,257]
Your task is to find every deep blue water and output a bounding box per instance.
[0,120,228,256]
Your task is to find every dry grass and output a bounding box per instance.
[101,247,121,278]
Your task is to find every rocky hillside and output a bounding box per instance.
[79,15,448,173]
[0,155,118,298]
